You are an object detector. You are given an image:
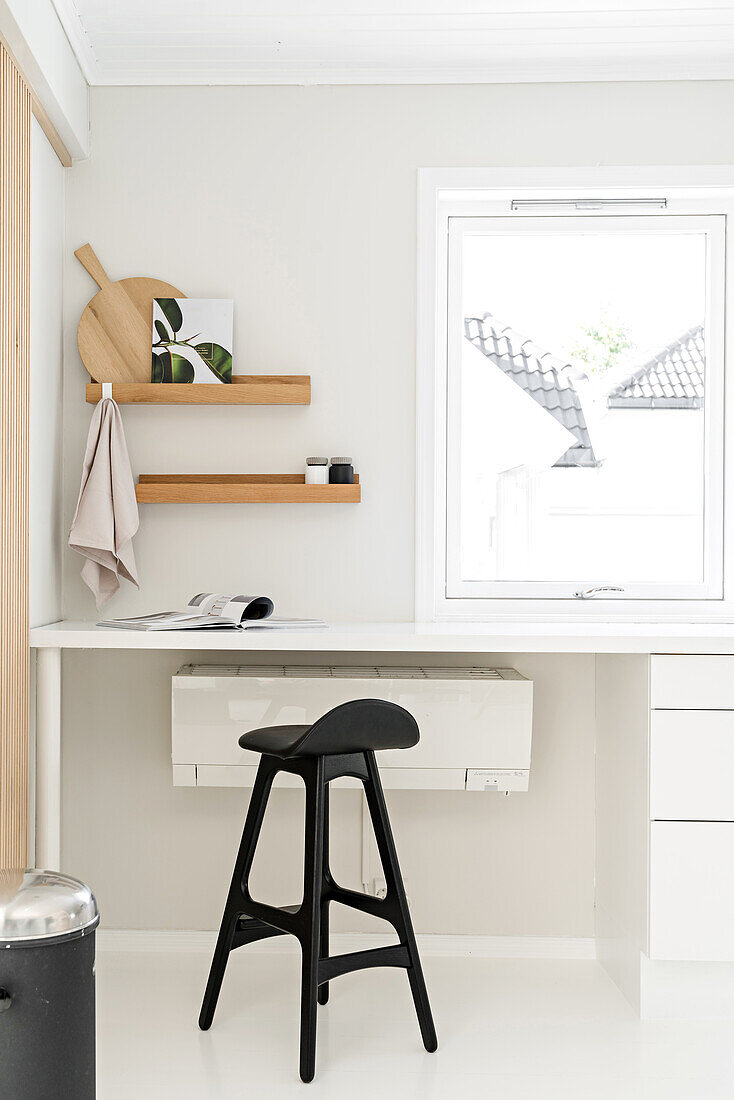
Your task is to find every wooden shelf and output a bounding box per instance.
[135,474,361,504]
[86,375,310,405]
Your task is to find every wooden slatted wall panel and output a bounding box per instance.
[0,44,31,868]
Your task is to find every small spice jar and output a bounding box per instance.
[329,457,354,484]
[305,457,329,485]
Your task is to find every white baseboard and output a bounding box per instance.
[97,929,595,960]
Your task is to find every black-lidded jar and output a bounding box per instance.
[329,457,354,484]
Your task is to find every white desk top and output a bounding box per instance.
[28,619,734,654]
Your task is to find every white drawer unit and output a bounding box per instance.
[647,655,734,966]
[598,651,734,1010]
[650,821,734,961]
[650,710,734,822]
[171,664,533,792]
[650,655,734,711]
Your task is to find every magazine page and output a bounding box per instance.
[186,592,274,623]
[97,612,240,631]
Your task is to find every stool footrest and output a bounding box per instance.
[234,901,300,944]
[326,885,389,921]
[232,912,293,950]
[318,944,410,985]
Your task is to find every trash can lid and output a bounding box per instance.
[0,869,99,947]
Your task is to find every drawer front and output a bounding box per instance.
[650,821,734,960]
[650,710,734,822]
[651,655,734,710]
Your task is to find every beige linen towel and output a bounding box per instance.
[69,396,139,610]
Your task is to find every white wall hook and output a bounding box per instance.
[101,382,113,400]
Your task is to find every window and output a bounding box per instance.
[417,171,731,619]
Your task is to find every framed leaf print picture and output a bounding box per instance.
[152,298,233,383]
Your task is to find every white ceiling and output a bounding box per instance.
[52,1,734,87]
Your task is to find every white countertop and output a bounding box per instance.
[28,619,734,654]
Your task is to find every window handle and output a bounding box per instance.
[573,586,624,600]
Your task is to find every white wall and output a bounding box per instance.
[30,117,64,628]
[60,81,734,932]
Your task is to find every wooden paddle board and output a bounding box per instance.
[75,243,185,382]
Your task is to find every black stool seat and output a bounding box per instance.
[238,698,420,758]
[200,698,437,1083]
[239,724,311,757]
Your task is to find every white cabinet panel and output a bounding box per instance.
[650,711,734,822]
[651,655,734,710]
[650,822,734,961]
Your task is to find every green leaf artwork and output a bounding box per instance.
[194,342,232,384]
[152,298,233,384]
[153,348,195,383]
[156,298,183,335]
[154,318,171,344]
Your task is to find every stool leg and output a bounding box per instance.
[362,751,438,1054]
[318,781,330,1006]
[299,757,326,1083]
[199,756,276,1031]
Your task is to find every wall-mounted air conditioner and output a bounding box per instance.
[171,665,533,793]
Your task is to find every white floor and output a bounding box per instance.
[97,948,734,1099]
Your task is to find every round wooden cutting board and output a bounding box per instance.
[75,243,185,382]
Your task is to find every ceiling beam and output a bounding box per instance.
[0,0,88,161]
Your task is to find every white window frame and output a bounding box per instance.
[447,213,724,602]
[416,167,734,622]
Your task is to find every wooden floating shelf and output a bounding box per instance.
[86,375,310,405]
[135,474,361,504]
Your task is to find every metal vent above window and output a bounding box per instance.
[510,198,668,211]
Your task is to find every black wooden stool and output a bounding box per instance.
[198,698,438,1083]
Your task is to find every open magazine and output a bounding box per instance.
[97,592,325,631]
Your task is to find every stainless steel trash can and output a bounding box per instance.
[0,869,99,1099]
